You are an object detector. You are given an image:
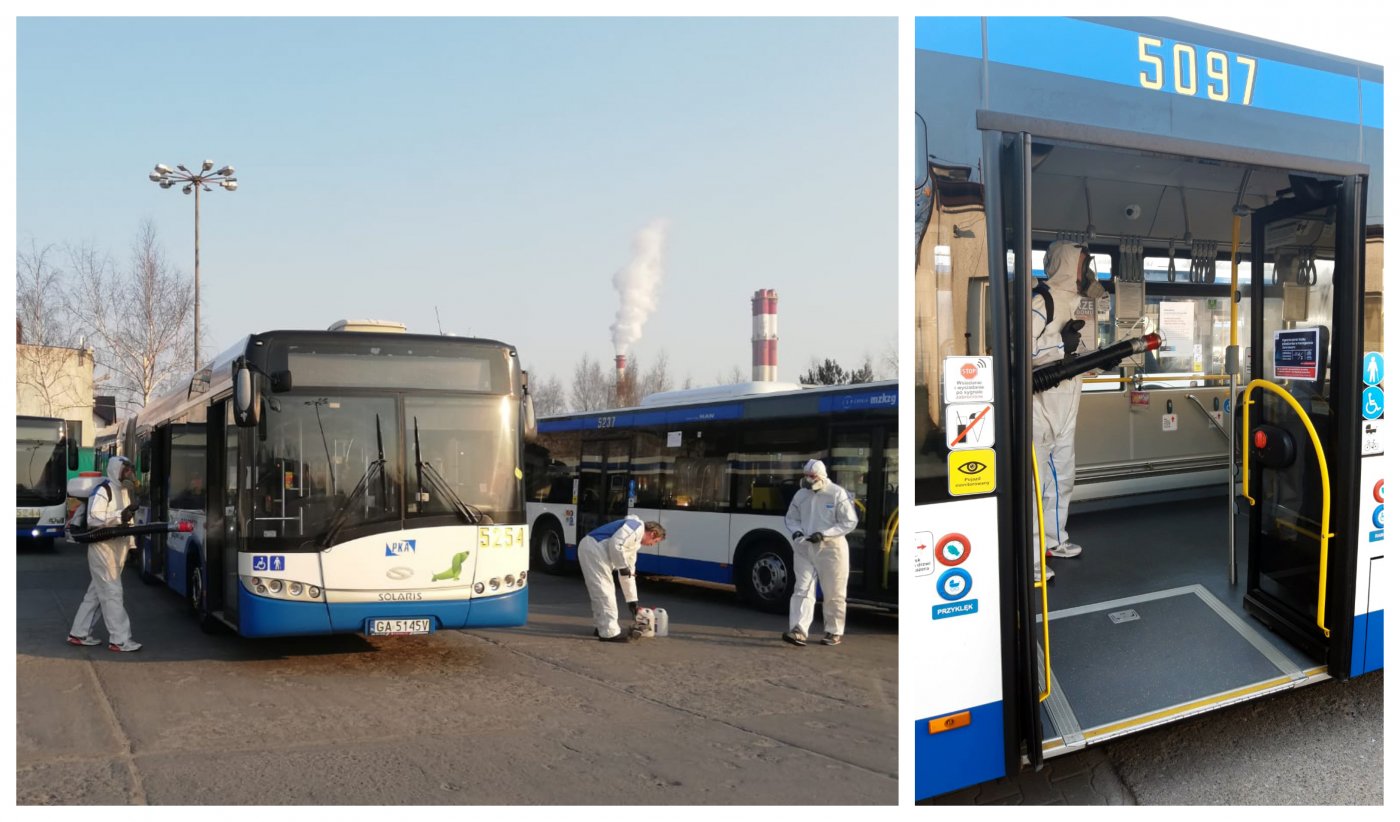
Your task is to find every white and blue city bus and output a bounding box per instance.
[127,321,536,637]
[912,17,1383,801]
[524,380,898,613]
[15,415,80,549]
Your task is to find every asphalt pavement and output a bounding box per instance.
[17,540,897,805]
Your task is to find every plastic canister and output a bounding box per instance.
[654,607,669,637]
[635,607,656,638]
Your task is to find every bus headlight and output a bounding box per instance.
[504,574,515,587]
[489,578,500,591]
[309,586,321,598]
[519,570,528,585]
[267,579,283,594]
[289,582,304,596]
[251,577,262,587]
[32,529,40,537]
[474,582,485,595]
[256,583,267,594]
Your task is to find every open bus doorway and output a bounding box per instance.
[986,126,1370,760]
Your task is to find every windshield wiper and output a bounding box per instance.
[413,416,486,525]
[320,413,387,548]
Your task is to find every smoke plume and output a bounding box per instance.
[610,219,668,355]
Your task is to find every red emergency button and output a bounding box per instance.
[1254,430,1268,449]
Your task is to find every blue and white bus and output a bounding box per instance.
[524,380,898,612]
[15,415,80,550]
[127,321,536,637]
[911,17,1384,801]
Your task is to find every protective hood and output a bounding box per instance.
[1043,240,1084,293]
[107,456,133,483]
[803,459,828,479]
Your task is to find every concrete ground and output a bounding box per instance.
[17,540,897,805]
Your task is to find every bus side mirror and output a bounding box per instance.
[523,394,538,444]
[233,363,261,428]
[65,420,81,471]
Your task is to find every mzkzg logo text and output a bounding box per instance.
[386,539,417,557]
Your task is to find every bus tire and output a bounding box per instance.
[137,546,158,585]
[187,556,220,634]
[735,539,794,614]
[531,518,570,575]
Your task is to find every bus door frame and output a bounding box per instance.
[1245,175,1367,675]
[982,125,1042,772]
[829,419,896,602]
[150,423,172,580]
[576,435,631,536]
[979,110,1374,766]
[204,396,231,617]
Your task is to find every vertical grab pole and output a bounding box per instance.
[1227,213,1242,584]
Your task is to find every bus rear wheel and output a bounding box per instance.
[188,559,220,634]
[531,520,569,575]
[736,540,794,614]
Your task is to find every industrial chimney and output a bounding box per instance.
[615,354,628,405]
[751,289,778,382]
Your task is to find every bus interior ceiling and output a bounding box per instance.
[1030,138,1336,246]
[1030,139,1339,752]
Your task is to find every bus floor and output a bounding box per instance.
[1034,491,1325,757]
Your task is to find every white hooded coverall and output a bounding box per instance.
[577,515,645,639]
[70,457,138,647]
[783,459,860,638]
[1030,240,1091,554]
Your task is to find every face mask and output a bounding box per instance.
[1078,253,1105,299]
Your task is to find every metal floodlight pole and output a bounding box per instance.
[148,160,238,370]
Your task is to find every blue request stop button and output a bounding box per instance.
[936,568,972,601]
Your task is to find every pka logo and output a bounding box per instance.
[386,539,417,557]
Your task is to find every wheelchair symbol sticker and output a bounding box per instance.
[1362,387,1384,420]
[937,568,973,601]
[252,555,268,572]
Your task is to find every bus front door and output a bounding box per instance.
[830,424,897,604]
[1244,175,1366,673]
[576,438,631,537]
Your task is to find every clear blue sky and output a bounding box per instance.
[16,17,897,388]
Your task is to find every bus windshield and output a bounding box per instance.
[251,392,522,543]
[407,395,521,521]
[253,394,403,542]
[16,418,67,507]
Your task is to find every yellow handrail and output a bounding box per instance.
[1240,379,1333,637]
[1031,444,1051,702]
[881,507,898,589]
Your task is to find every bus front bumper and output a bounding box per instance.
[236,585,528,637]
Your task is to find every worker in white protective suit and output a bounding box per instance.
[577,515,666,642]
[1030,240,1108,582]
[66,456,143,652]
[782,459,859,647]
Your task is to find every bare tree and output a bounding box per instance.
[878,335,898,380]
[16,344,94,418]
[801,357,875,385]
[569,352,613,412]
[529,371,567,417]
[68,221,195,410]
[716,364,746,384]
[16,238,72,347]
[637,350,675,400]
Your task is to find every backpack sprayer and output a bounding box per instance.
[64,473,195,543]
[1032,333,1162,393]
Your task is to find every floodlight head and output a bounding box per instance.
[155,163,172,174]
[149,172,162,182]
[160,180,174,189]
[202,160,214,171]
[216,165,234,176]
[183,184,193,195]
[222,181,238,191]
